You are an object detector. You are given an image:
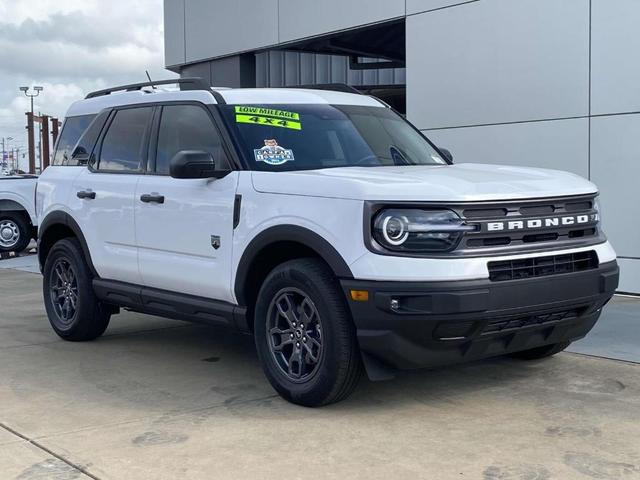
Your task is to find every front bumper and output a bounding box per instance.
[341,260,619,371]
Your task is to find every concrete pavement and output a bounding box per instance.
[1,267,639,479]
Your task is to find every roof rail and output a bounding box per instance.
[85,77,226,104]
[286,83,363,95]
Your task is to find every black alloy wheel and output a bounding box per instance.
[49,258,79,326]
[267,287,324,382]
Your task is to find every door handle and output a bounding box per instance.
[140,193,165,204]
[76,190,96,200]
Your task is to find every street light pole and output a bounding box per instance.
[19,86,43,174]
[20,85,42,118]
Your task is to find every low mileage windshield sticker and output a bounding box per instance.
[235,106,302,130]
[254,139,295,166]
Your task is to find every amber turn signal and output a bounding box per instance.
[350,290,369,302]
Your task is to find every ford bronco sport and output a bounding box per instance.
[36,78,619,406]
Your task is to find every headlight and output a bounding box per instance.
[372,209,476,253]
[594,197,602,224]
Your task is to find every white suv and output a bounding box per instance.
[37,79,619,406]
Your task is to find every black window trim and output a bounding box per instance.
[86,100,246,175]
[90,105,155,175]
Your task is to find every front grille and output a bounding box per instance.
[482,308,582,335]
[488,250,599,282]
[456,194,601,254]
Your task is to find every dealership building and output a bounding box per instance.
[164,0,639,293]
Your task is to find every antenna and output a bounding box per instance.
[145,70,156,89]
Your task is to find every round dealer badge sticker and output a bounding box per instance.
[254,139,295,166]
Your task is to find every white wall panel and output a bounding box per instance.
[278,0,405,43]
[422,118,589,178]
[591,0,640,115]
[185,0,279,61]
[407,0,590,130]
[590,114,640,259]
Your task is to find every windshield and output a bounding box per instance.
[220,104,447,171]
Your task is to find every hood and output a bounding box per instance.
[251,163,597,202]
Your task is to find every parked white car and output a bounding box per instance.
[36,79,619,406]
[0,174,38,253]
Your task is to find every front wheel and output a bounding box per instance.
[254,258,362,407]
[43,238,111,341]
[510,341,571,360]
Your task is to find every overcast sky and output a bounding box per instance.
[0,0,174,170]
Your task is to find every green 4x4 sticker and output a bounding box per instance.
[234,106,302,130]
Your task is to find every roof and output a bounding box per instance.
[219,88,383,107]
[65,85,384,117]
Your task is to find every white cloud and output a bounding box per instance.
[0,0,176,171]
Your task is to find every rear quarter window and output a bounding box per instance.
[52,114,96,166]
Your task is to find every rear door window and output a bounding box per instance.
[52,114,96,166]
[97,107,153,172]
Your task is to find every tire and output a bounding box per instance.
[510,341,571,360]
[43,237,111,341]
[254,258,363,407]
[0,212,31,253]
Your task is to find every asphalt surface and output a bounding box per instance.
[1,262,639,479]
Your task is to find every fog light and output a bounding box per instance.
[390,299,399,310]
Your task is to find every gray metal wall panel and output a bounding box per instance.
[331,56,348,84]
[180,61,211,84]
[314,55,331,84]
[268,51,285,86]
[406,0,590,130]
[164,0,185,67]
[617,259,640,294]
[591,0,640,115]
[278,0,405,43]
[284,52,300,86]
[300,53,316,85]
[184,0,278,62]
[590,114,640,259]
[407,0,478,15]
[255,52,268,87]
[423,118,589,178]
[255,51,405,87]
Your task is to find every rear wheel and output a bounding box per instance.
[510,341,571,360]
[43,238,111,341]
[254,258,362,407]
[0,213,31,253]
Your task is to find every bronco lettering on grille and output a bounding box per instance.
[486,214,597,232]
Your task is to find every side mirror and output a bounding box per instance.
[169,150,229,179]
[71,146,90,165]
[439,147,453,163]
[72,146,87,157]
